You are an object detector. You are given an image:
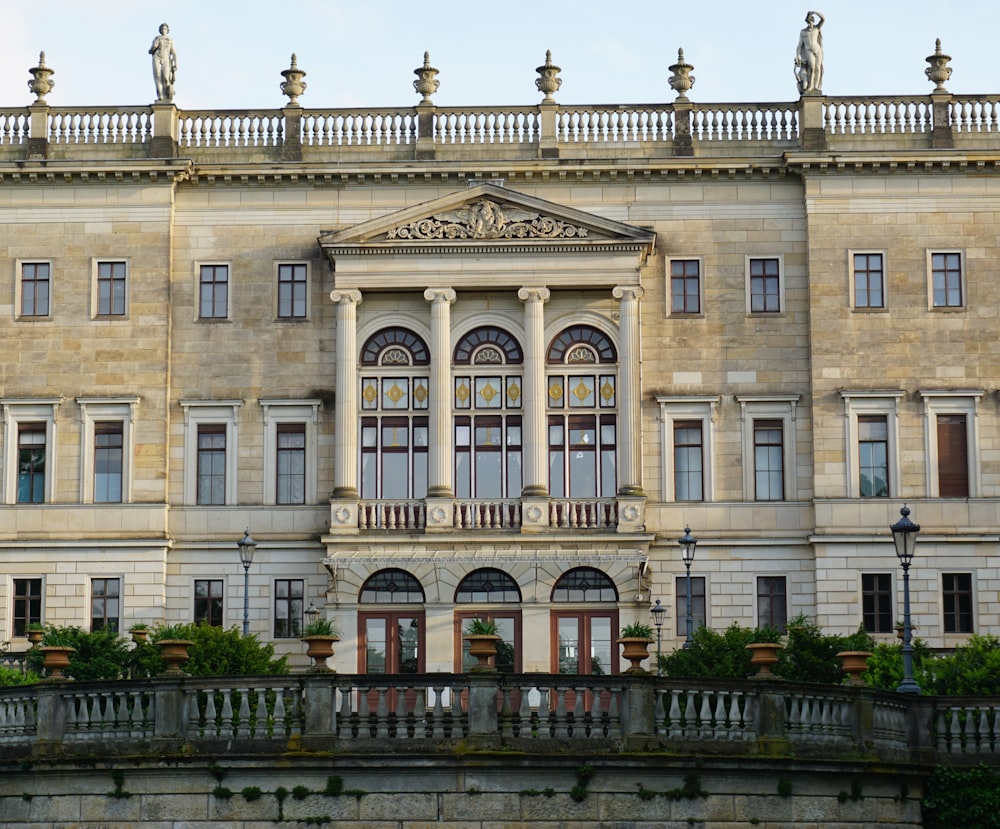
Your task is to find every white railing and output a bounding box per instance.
[453,500,521,529]
[335,676,468,740]
[0,110,30,145]
[690,103,798,141]
[359,500,426,530]
[549,499,617,529]
[48,107,153,144]
[434,107,540,144]
[0,692,36,742]
[785,690,853,743]
[62,688,153,742]
[656,687,755,741]
[556,105,674,143]
[936,703,1000,754]
[950,96,1000,133]
[499,679,625,740]
[302,109,418,146]
[823,97,933,135]
[185,680,302,740]
[178,110,284,148]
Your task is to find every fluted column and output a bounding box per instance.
[330,289,362,498]
[518,287,551,496]
[613,285,644,496]
[424,288,457,497]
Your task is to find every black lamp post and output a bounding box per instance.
[650,599,666,675]
[679,526,698,649]
[890,505,921,694]
[237,529,257,637]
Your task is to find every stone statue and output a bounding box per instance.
[149,23,177,103]
[794,10,825,95]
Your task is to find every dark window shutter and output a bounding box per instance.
[937,415,969,497]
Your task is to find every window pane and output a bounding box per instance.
[674,422,703,501]
[861,573,893,634]
[858,415,889,498]
[558,617,580,674]
[366,618,387,673]
[589,616,612,676]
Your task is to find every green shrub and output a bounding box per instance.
[151,623,289,676]
[660,623,783,679]
[922,634,1000,696]
[25,626,132,681]
[0,666,41,686]
[923,765,1000,829]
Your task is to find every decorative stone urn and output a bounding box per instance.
[302,634,339,672]
[156,639,195,677]
[925,39,952,93]
[463,634,500,672]
[413,52,440,103]
[535,50,562,101]
[617,637,654,674]
[837,651,873,685]
[130,627,149,645]
[280,54,307,106]
[40,646,75,681]
[746,643,783,679]
[28,52,55,104]
[668,48,695,101]
[26,628,45,648]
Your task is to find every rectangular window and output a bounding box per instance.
[277,263,308,319]
[13,578,43,637]
[194,579,224,627]
[276,424,306,505]
[96,261,127,316]
[858,415,889,497]
[853,253,884,309]
[20,263,50,317]
[937,414,969,497]
[196,424,226,505]
[749,257,781,313]
[673,421,703,501]
[753,419,784,501]
[942,573,973,633]
[757,576,787,633]
[17,424,46,504]
[861,573,893,634]
[674,575,707,634]
[931,252,963,308]
[670,259,701,314]
[274,579,304,638]
[199,264,229,319]
[91,577,120,633]
[94,422,124,503]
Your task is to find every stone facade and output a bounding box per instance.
[1,44,999,673]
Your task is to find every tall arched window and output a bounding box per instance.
[546,325,618,498]
[359,568,425,674]
[360,328,430,500]
[551,567,619,675]
[453,326,523,499]
[454,567,521,672]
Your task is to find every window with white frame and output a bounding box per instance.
[746,256,783,314]
[942,573,974,634]
[93,260,128,317]
[737,396,798,502]
[920,391,982,498]
[928,251,965,309]
[275,262,309,320]
[850,251,886,310]
[197,263,230,320]
[669,258,703,315]
[657,396,719,502]
[180,401,242,505]
[756,576,787,633]
[78,398,138,504]
[12,578,43,637]
[2,399,60,505]
[261,399,321,505]
[16,261,52,319]
[194,579,225,626]
[841,391,902,499]
[90,577,121,633]
[861,573,893,634]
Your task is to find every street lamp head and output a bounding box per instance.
[678,526,697,566]
[650,598,666,630]
[237,528,257,569]
[890,505,920,567]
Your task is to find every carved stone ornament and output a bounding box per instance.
[668,49,695,101]
[925,39,953,93]
[280,53,307,105]
[535,50,562,101]
[413,52,440,103]
[28,52,55,104]
[387,199,589,241]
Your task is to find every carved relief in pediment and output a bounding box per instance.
[386,198,589,241]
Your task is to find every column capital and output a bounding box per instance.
[423,287,457,304]
[517,286,551,304]
[612,285,644,302]
[330,288,363,306]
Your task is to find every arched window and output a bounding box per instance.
[359,328,430,500]
[546,325,618,498]
[455,568,521,603]
[454,567,521,672]
[453,326,524,499]
[359,568,424,674]
[551,567,618,675]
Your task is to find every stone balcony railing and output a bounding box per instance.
[0,673,996,766]
[2,92,998,165]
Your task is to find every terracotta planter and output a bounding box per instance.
[156,639,194,676]
[302,634,340,672]
[617,637,653,674]
[746,642,783,679]
[130,629,149,645]
[26,629,45,648]
[837,650,873,685]
[464,633,500,672]
[40,646,75,681]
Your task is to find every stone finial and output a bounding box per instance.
[27,52,55,104]
[413,52,440,103]
[535,50,562,101]
[925,38,953,93]
[281,53,308,106]
[668,48,695,101]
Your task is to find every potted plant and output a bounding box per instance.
[836,626,876,685]
[463,618,500,672]
[39,627,77,681]
[746,641,784,679]
[151,624,196,677]
[301,618,341,672]
[129,623,150,644]
[25,622,45,649]
[617,621,654,674]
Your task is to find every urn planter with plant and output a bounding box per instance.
[25,623,45,649]
[129,623,150,645]
[746,642,784,678]
[463,618,501,672]
[618,622,654,674]
[151,625,196,677]
[38,628,77,681]
[301,618,341,672]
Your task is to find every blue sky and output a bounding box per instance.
[1,0,997,109]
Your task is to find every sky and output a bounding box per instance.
[1,0,998,110]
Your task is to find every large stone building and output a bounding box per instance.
[1,39,998,673]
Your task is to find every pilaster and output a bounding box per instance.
[613,285,644,497]
[518,287,551,497]
[330,289,362,499]
[424,288,456,498]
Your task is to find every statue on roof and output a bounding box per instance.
[149,23,177,103]
[794,10,825,95]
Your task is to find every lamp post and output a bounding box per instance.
[890,505,921,694]
[679,526,698,649]
[237,529,257,637]
[650,599,666,675]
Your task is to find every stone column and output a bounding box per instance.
[330,289,362,499]
[613,285,644,497]
[517,287,551,499]
[424,288,457,498]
